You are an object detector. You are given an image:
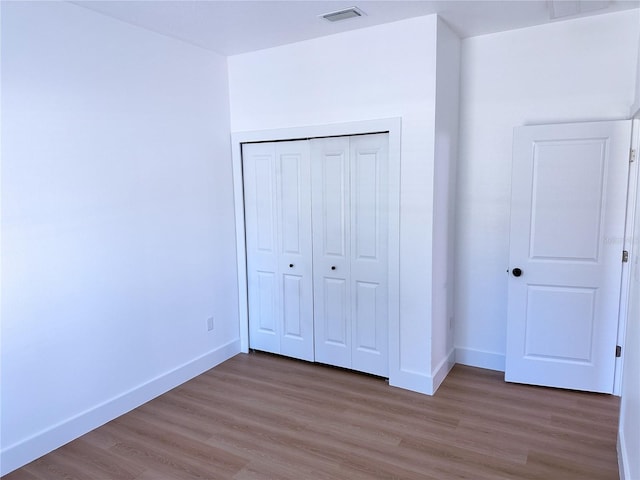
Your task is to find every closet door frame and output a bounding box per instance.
[232,118,401,381]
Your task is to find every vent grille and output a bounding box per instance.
[548,0,610,19]
[320,7,365,22]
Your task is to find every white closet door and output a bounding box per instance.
[311,137,351,368]
[311,134,389,376]
[243,143,279,355]
[277,141,314,361]
[350,134,389,377]
[243,141,314,361]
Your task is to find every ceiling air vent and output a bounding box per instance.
[320,6,365,22]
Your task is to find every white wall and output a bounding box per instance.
[0,2,239,474]
[632,19,640,117]
[455,10,640,371]
[431,18,460,378]
[228,15,449,393]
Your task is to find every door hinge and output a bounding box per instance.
[616,345,622,358]
[631,149,637,163]
[623,250,629,263]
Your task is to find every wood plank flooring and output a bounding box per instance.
[4,352,620,479]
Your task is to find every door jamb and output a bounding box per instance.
[614,118,640,395]
[231,118,402,376]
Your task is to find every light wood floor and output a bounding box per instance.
[4,352,620,480]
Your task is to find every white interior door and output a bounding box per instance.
[505,120,632,393]
[243,141,314,361]
[311,134,389,376]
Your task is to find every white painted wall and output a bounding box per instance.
[228,15,452,394]
[431,18,460,380]
[632,19,640,117]
[455,10,640,371]
[0,2,239,474]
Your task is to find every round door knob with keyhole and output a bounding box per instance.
[512,268,523,277]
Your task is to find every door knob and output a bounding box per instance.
[331,266,336,270]
[289,264,294,268]
[512,268,523,277]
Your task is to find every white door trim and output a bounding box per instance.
[231,118,401,378]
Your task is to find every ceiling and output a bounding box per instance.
[71,0,640,56]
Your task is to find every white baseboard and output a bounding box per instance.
[618,429,630,480]
[0,339,241,476]
[389,368,435,395]
[455,347,505,372]
[389,349,456,396]
[432,349,456,394]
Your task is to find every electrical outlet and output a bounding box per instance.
[207,316,214,331]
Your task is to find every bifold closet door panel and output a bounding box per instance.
[311,134,389,376]
[349,134,389,377]
[243,141,314,361]
[277,141,314,361]
[311,136,352,369]
[243,143,279,355]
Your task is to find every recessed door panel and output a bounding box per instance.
[323,278,348,346]
[253,157,276,253]
[530,141,605,261]
[280,153,303,255]
[257,272,277,333]
[524,286,596,362]
[315,276,349,368]
[322,153,347,258]
[283,274,303,338]
[354,152,379,260]
[355,281,378,350]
